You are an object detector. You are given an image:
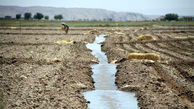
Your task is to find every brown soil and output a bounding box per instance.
[102,27,194,109]
[0,26,194,109]
[0,27,99,109]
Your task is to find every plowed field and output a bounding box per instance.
[0,26,193,108]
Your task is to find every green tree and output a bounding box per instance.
[54,14,63,20]
[44,16,49,20]
[16,14,21,19]
[33,13,44,20]
[164,13,179,21]
[24,12,32,20]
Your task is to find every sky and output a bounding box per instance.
[0,0,194,15]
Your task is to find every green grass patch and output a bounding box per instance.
[0,19,194,27]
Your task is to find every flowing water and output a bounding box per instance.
[83,35,138,109]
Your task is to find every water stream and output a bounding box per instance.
[83,35,138,109]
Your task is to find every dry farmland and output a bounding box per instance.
[0,25,194,108]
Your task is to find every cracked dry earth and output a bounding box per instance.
[0,26,194,109]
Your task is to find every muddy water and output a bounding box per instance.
[83,35,138,109]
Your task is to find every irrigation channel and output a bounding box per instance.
[83,35,138,109]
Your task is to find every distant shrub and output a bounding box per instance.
[44,16,49,20]
[4,16,12,19]
[24,12,32,20]
[54,14,63,20]
[164,13,179,21]
[16,14,21,19]
[33,13,44,20]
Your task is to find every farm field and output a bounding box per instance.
[102,26,194,108]
[0,26,98,109]
[0,22,194,108]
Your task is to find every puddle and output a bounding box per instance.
[83,35,138,109]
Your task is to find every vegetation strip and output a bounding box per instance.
[1,20,194,27]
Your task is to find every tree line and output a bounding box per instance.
[3,12,194,21]
[160,13,194,21]
[4,12,63,20]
